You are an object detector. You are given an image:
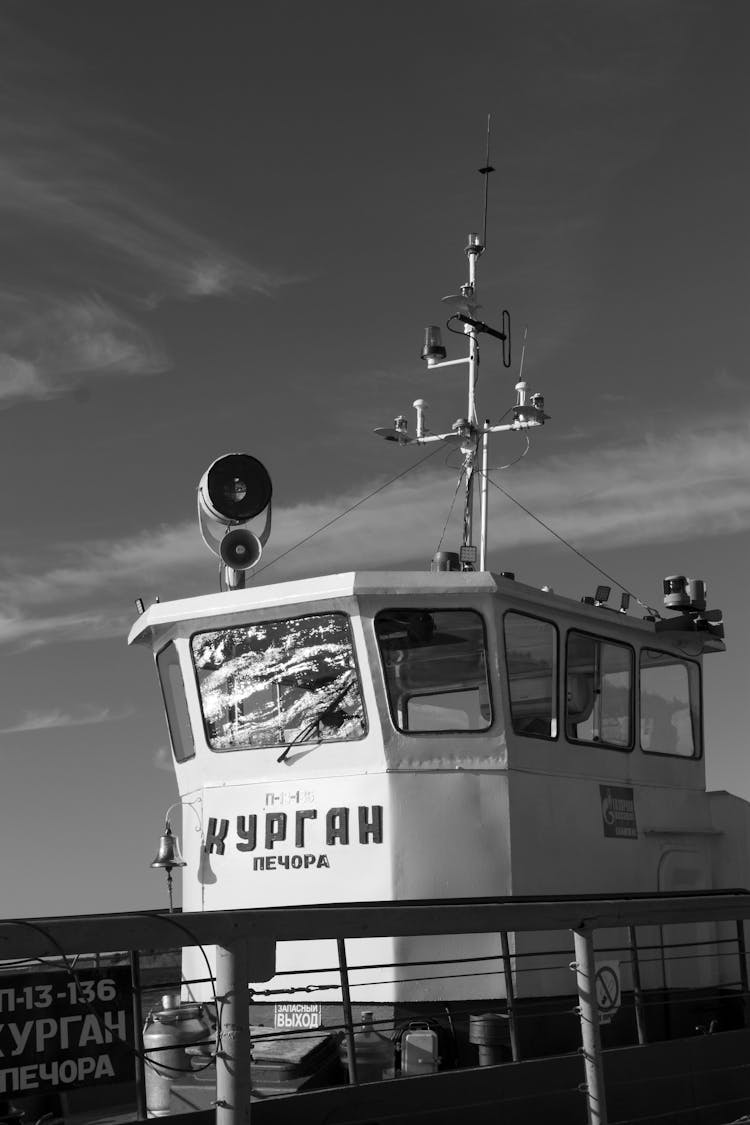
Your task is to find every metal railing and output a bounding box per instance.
[3,891,750,1125]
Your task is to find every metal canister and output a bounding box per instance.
[143,994,211,1116]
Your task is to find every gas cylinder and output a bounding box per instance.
[143,994,211,1116]
[342,1011,394,1083]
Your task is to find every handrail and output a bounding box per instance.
[2,891,750,957]
[1,892,749,1125]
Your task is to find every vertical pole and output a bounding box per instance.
[466,243,479,426]
[499,932,521,1061]
[628,926,647,1045]
[215,939,251,1125]
[337,938,359,1084]
[479,422,490,571]
[129,950,148,1121]
[573,927,609,1125]
[737,920,749,1024]
[463,237,480,553]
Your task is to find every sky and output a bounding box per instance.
[0,0,749,917]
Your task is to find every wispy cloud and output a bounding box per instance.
[0,293,167,403]
[0,412,749,646]
[0,110,292,302]
[0,23,301,406]
[153,745,174,772]
[712,368,744,393]
[0,704,129,734]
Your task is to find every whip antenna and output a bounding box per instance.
[518,325,528,380]
[478,113,495,249]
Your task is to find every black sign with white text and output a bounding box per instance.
[0,966,134,1096]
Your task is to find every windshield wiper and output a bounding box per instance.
[277,676,358,764]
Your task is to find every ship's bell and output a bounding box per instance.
[150,821,186,871]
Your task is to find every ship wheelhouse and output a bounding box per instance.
[130,568,731,1005]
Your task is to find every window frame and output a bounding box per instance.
[565,629,635,753]
[374,606,493,736]
[155,641,196,763]
[189,611,368,754]
[502,610,560,742]
[638,647,703,760]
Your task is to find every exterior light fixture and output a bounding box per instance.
[421,326,446,362]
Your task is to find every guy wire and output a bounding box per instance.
[252,442,446,580]
[479,468,661,617]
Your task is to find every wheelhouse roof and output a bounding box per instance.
[127,568,675,648]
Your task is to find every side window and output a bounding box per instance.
[503,613,557,738]
[566,632,633,749]
[640,649,700,757]
[375,609,491,732]
[156,643,196,762]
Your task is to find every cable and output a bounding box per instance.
[435,467,467,556]
[250,442,446,581]
[478,469,661,617]
[494,431,531,471]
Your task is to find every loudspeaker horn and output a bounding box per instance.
[220,527,263,571]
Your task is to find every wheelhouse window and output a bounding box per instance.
[504,613,558,738]
[640,649,700,757]
[374,608,491,732]
[566,632,633,749]
[156,642,196,762]
[191,613,366,752]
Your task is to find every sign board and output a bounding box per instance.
[274,1002,323,1030]
[600,785,638,839]
[594,960,621,1025]
[0,966,134,1097]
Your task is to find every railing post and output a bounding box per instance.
[215,939,252,1125]
[573,926,609,1125]
[499,931,521,1061]
[628,925,648,1045]
[337,938,359,1083]
[737,919,749,1024]
[129,949,148,1120]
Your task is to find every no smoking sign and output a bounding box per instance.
[594,961,621,1024]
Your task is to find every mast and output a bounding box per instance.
[375,235,547,571]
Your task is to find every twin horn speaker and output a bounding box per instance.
[197,452,273,589]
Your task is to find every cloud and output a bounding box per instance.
[0,609,118,646]
[153,745,174,772]
[1,413,750,646]
[248,414,750,579]
[0,293,167,402]
[712,368,744,393]
[0,27,301,409]
[0,704,128,734]
[0,127,292,303]
[0,354,45,399]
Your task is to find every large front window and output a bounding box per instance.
[191,613,366,751]
[374,608,491,732]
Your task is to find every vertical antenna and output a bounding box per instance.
[518,325,528,380]
[478,114,495,250]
